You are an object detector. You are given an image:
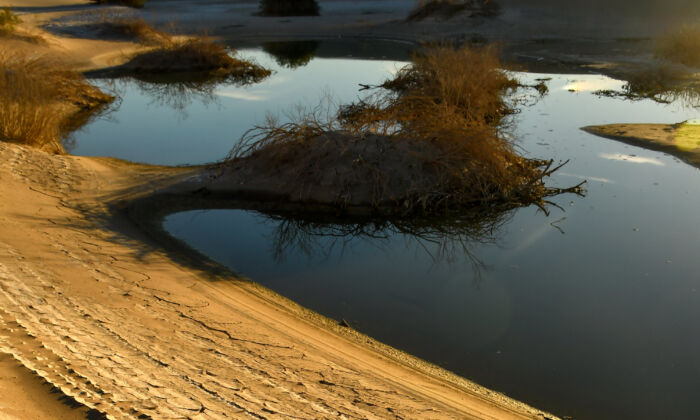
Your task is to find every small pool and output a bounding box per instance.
[74,41,700,420]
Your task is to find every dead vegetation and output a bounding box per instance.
[97,16,170,45]
[257,0,320,16]
[0,52,114,153]
[0,7,21,35]
[121,38,271,83]
[407,0,500,21]
[655,24,700,68]
[0,7,45,43]
[89,18,271,83]
[593,24,700,106]
[226,44,582,216]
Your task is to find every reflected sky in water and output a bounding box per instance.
[71,51,403,165]
[72,47,700,420]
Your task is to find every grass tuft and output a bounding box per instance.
[0,52,114,153]
[407,0,499,21]
[655,24,700,68]
[98,17,170,45]
[227,44,581,215]
[257,0,320,16]
[122,38,271,83]
[0,7,21,34]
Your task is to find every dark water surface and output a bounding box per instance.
[74,43,700,420]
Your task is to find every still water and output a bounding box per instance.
[74,41,700,420]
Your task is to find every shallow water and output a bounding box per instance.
[75,43,700,420]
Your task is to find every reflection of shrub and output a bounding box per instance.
[257,0,320,16]
[227,44,582,215]
[0,53,113,153]
[595,64,700,106]
[407,0,499,21]
[92,0,146,9]
[262,40,319,68]
[0,7,21,34]
[655,25,700,68]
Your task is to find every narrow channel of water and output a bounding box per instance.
[73,42,700,420]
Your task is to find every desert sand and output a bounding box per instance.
[1,0,697,418]
[0,141,560,418]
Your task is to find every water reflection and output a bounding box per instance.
[599,152,666,165]
[262,41,320,69]
[593,68,700,107]
[261,206,519,276]
[126,74,221,114]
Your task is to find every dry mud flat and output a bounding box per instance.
[0,141,559,418]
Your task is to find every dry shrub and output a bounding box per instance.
[0,52,114,153]
[228,44,581,215]
[257,0,320,16]
[121,38,271,82]
[407,0,499,21]
[98,17,170,45]
[0,7,21,34]
[655,24,700,68]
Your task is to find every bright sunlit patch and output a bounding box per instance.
[675,122,700,151]
[685,118,700,125]
[216,90,268,101]
[562,77,623,93]
[599,153,665,166]
[558,172,615,184]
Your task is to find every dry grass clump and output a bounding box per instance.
[94,18,271,82]
[227,44,581,215]
[407,0,499,21]
[0,52,114,153]
[655,24,700,68]
[98,17,170,45]
[257,0,320,16]
[122,38,271,82]
[0,7,21,34]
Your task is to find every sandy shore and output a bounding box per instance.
[0,141,561,418]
